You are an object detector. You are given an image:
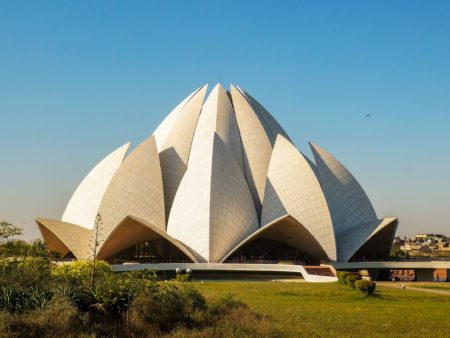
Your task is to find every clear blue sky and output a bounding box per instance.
[1,1,449,240]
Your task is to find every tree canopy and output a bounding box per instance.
[0,220,23,242]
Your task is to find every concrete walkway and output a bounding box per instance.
[112,263,338,282]
[378,282,450,296]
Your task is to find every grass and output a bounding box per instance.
[412,283,450,291]
[196,281,450,338]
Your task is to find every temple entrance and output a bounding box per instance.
[224,238,319,265]
[108,238,193,263]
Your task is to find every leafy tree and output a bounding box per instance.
[390,243,406,258]
[0,256,52,289]
[0,239,50,258]
[29,239,50,257]
[0,220,22,243]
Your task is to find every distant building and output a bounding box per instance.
[398,233,449,257]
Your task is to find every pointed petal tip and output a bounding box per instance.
[121,142,132,152]
[309,141,323,152]
[35,217,53,224]
[190,84,208,97]
[196,84,209,98]
[213,83,226,91]
[274,133,289,145]
[229,84,246,97]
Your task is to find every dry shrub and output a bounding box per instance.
[213,305,276,338]
[0,311,14,337]
[8,294,81,338]
[166,298,278,338]
[128,283,206,334]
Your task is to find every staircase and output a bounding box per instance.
[304,266,336,277]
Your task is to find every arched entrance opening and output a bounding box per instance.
[108,238,194,263]
[224,238,319,265]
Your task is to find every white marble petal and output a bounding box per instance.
[62,143,130,229]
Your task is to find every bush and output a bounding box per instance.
[0,286,23,313]
[128,283,206,333]
[125,268,158,282]
[0,256,274,336]
[88,271,153,315]
[0,286,53,313]
[0,239,50,258]
[355,279,376,295]
[337,271,349,284]
[0,257,54,313]
[55,268,156,315]
[51,260,112,286]
[168,294,276,338]
[178,283,206,313]
[346,274,362,289]
[208,304,275,338]
[0,257,52,289]
[176,272,192,282]
[8,294,81,337]
[337,271,361,285]
[0,310,14,337]
[208,293,244,317]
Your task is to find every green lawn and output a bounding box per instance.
[412,283,450,291]
[195,282,450,338]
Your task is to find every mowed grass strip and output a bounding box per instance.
[413,283,450,291]
[196,282,450,338]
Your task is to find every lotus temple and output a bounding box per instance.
[36,84,399,280]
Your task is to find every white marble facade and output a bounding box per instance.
[37,84,398,263]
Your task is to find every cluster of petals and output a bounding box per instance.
[37,84,397,263]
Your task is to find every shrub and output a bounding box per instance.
[125,268,158,281]
[355,279,376,295]
[62,284,96,312]
[168,294,276,338]
[337,271,361,285]
[51,260,112,286]
[337,271,350,284]
[0,257,52,289]
[178,283,206,312]
[346,274,362,289]
[0,257,53,313]
[0,286,53,313]
[8,294,81,337]
[88,272,150,315]
[209,303,275,338]
[51,266,157,316]
[0,239,50,258]
[176,272,192,282]
[128,283,206,333]
[0,310,14,337]
[0,286,23,313]
[208,293,244,317]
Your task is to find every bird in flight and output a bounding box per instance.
[365,113,371,118]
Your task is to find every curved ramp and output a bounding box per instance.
[111,262,337,283]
